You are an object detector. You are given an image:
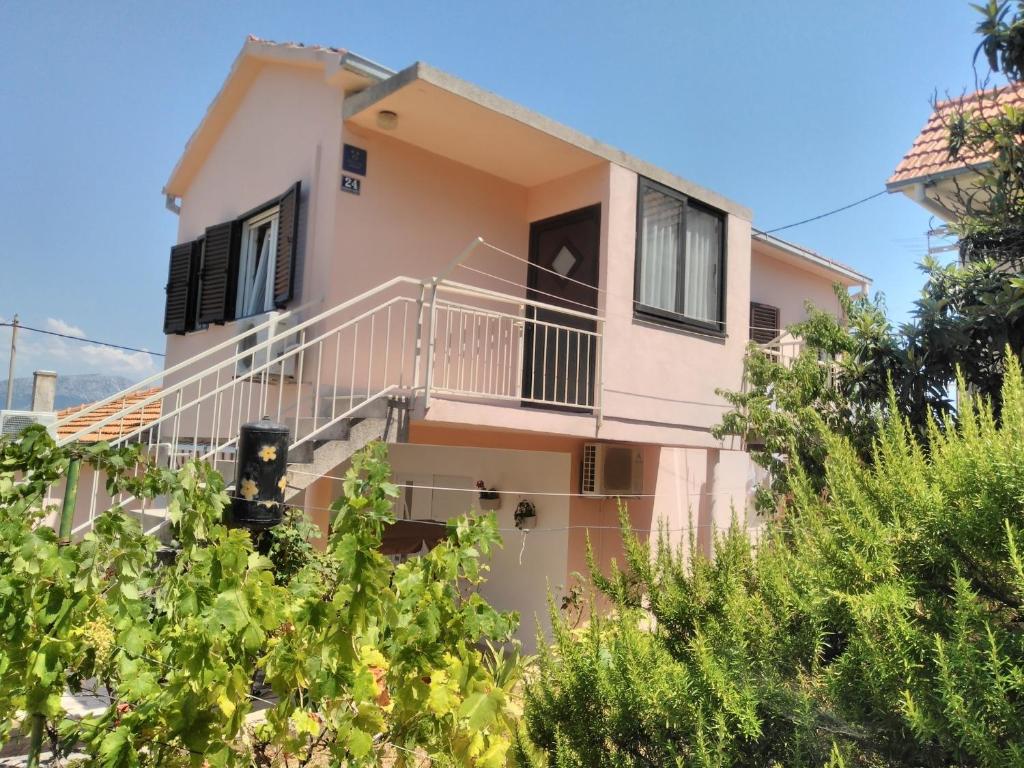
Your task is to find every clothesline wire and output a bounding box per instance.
[477,239,610,296]
[216,493,758,536]
[105,487,759,537]
[457,261,742,344]
[454,259,790,342]
[286,466,753,500]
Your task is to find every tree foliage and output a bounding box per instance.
[975,1,1024,81]
[0,433,522,766]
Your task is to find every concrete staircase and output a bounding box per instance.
[284,395,411,500]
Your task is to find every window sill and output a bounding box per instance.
[633,306,726,339]
[233,310,278,322]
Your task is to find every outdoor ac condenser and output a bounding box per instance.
[0,410,58,439]
[581,442,644,497]
[235,312,299,380]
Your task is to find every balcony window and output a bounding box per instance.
[634,177,726,332]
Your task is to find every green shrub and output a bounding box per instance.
[522,358,1024,768]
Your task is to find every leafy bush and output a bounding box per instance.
[522,358,1024,767]
[0,434,522,766]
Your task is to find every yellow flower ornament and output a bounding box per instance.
[239,478,259,501]
[258,445,278,462]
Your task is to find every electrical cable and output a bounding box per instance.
[0,321,165,357]
[760,190,887,234]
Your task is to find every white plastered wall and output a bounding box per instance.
[387,442,571,652]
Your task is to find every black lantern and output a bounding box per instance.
[226,419,290,530]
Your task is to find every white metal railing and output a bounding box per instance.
[53,238,608,536]
[428,281,602,411]
[757,332,838,387]
[758,332,804,366]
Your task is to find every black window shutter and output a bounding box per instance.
[273,181,301,307]
[198,220,241,324]
[749,302,781,344]
[163,241,198,335]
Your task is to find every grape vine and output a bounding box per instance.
[0,428,523,766]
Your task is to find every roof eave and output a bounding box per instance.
[886,161,990,194]
[343,61,753,220]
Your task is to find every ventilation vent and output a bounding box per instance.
[749,302,781,344]
[582,443,598,494]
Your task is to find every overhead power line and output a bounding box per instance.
[0,321,165,357]
[763,190,888,234]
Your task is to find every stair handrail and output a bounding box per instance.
[57,276,425,446]
[103,294,417,450]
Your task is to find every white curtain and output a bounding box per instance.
[243,232,272,317]
[638,188,683,312]
[683,206,721,323]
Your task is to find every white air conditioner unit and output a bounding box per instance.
[0,410,58,439]
[235,312,300,380]
[581,442,644,497]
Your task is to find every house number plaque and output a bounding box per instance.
[341,175,361,195]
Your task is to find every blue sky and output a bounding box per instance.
[0,1,985,381]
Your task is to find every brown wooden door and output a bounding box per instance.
[522,204,601,410]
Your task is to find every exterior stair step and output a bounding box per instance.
[285,417,387,499]
[284,396,410,500]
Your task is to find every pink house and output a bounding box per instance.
[55,37,869,646]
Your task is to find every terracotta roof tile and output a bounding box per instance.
[888,82,1024,187]
[56,387,162,443]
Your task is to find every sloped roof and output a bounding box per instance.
[56,388,162,443]
[752,231,870,286]
[888,81,1024,189]
[164,36,392,197]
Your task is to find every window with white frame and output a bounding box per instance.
[634,177,726,331]
[236,206,280,318]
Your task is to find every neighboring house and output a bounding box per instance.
[54,37,869,647]
[887,81,1024,221]
[56,387,162,443]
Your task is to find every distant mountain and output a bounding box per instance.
[0,374,136,411]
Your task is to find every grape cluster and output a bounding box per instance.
[77,616,115,668]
